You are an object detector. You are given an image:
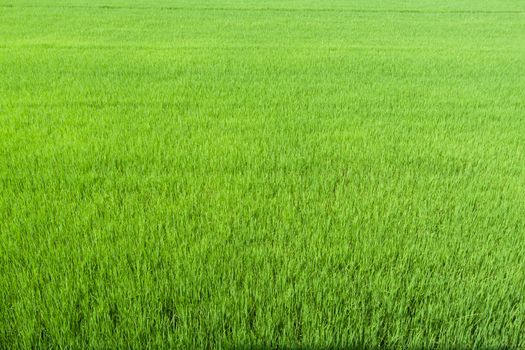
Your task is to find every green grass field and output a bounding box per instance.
[2,0,525,348]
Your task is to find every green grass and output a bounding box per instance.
[1,0,525,348]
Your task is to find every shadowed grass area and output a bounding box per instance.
[1,0,525,348]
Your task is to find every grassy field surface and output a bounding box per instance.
[1,0,525,348]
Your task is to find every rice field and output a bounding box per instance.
[1,0,525,348]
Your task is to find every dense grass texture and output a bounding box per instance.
[1,0,525,348]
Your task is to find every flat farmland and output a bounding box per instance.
[1,1,525,348]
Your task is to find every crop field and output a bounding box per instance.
[1,0,525,348]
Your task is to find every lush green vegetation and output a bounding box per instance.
[1,0,525,348]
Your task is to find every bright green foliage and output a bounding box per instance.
[1,0,525,348]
